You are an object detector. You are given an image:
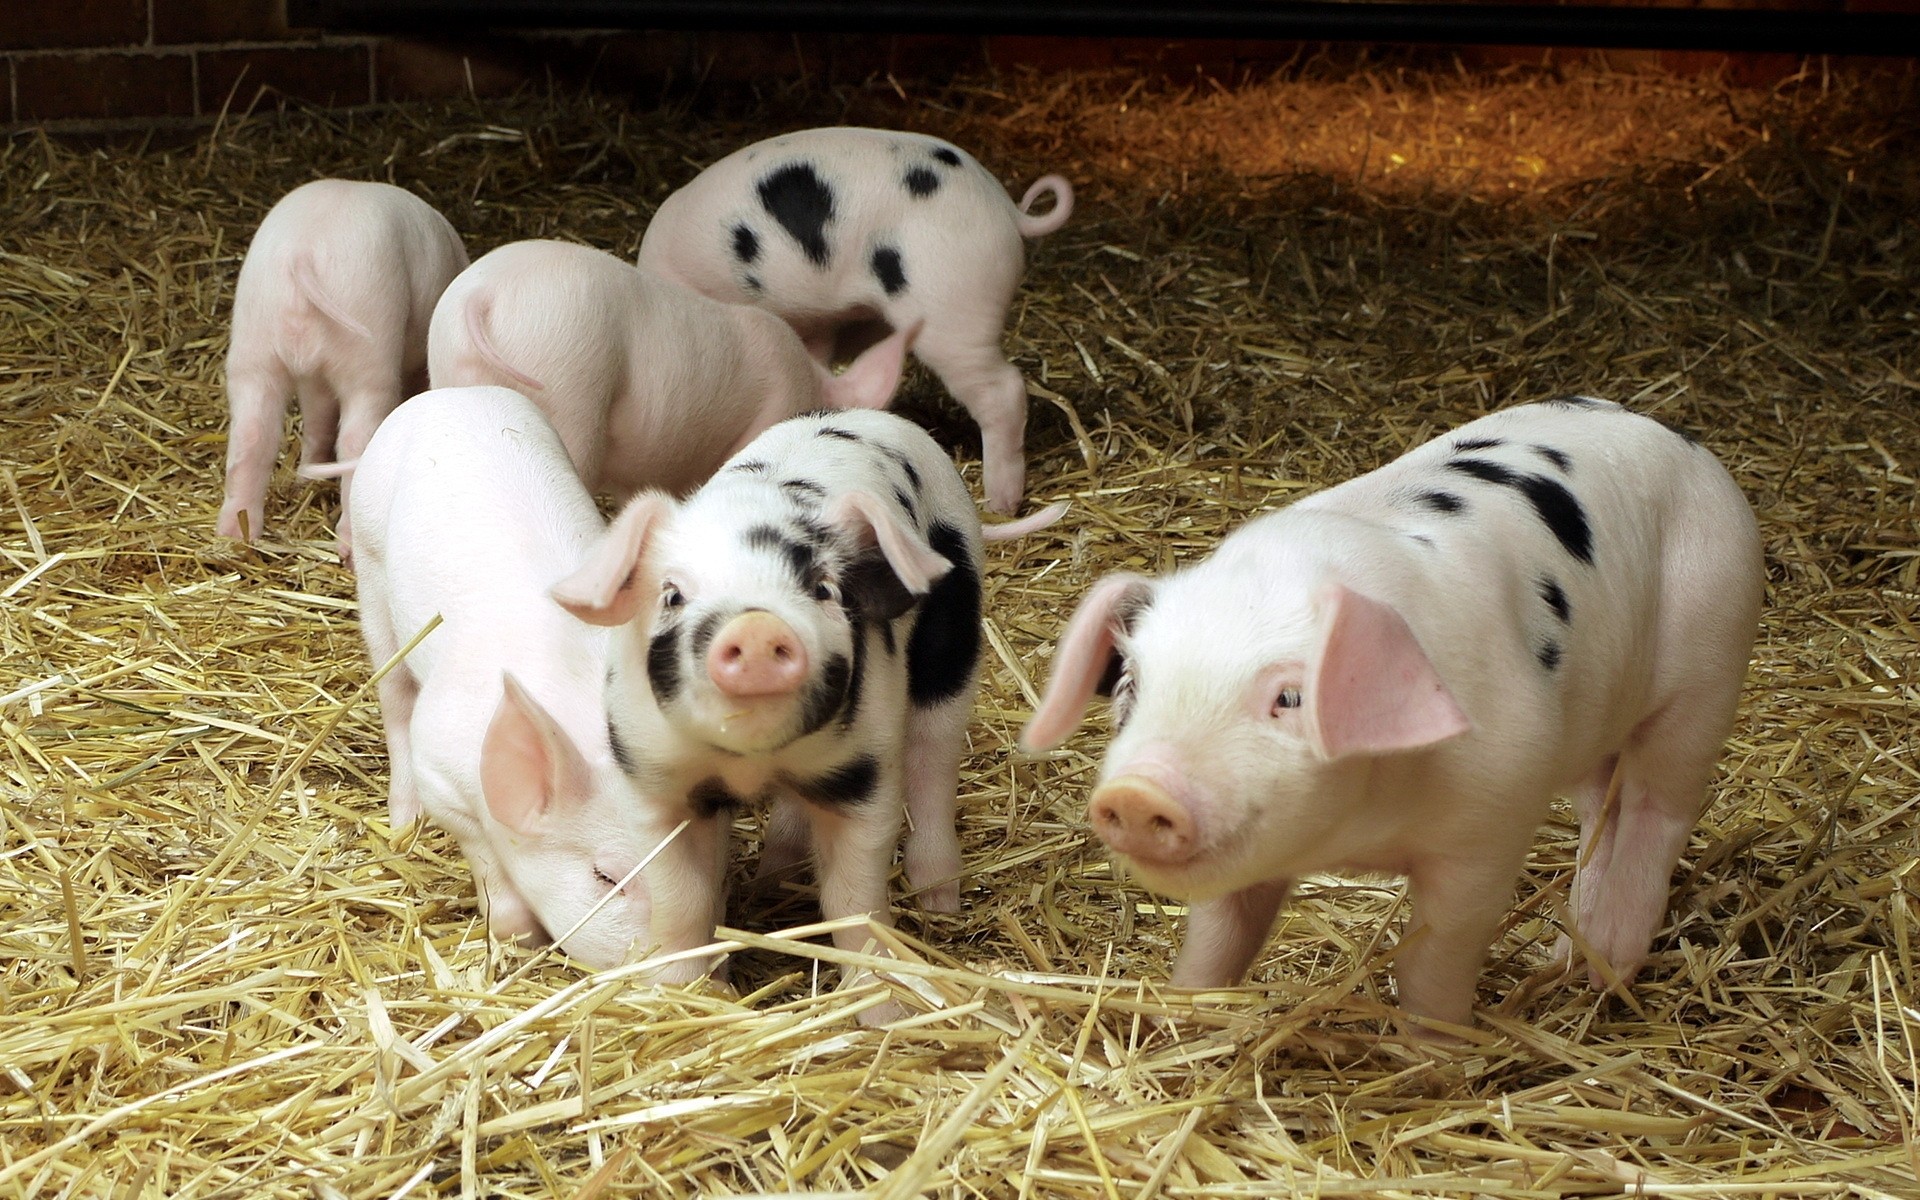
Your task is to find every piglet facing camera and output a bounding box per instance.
[552,409,1010,1016]
[1024,398,1765,1032]
[219,180,468,561]
[348,386,723,980]
[638,127,1074,515]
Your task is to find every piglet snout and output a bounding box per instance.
[1088,775,1197,868]
[708,610,810,698]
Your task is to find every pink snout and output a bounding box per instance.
[1087,774,1197,868]
[707,610,810,698]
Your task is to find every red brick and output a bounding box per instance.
[0,0,144,52]
[15,51,196,121]
[155,0,303,44]
[199,45,372,112]
[375,38,539,102]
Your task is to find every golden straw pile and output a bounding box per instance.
[2,54,1916,1198]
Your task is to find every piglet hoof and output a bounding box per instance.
[917,881,962,915]
[216,506,259,544]
[856,994,910,1027]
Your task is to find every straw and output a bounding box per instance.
[1,54,1915,1198]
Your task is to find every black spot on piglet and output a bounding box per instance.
[688,778,745,818]
[1536,641,1563,671]
[1418,490,1467,515]
[1537,576,1571,623]
[1454,436,1505,452]
[731,223,760,264]
[907,522,981,706]
[1447,458,1594,565]
[932,146,962,167]
[903,165,940,197]
[787,756,879,809]
[871,246,908,297]
[757,162,836,267]
[817,426,861,442]
[647,628,682,705]
[1531,444,1572,473]
[608,718,638,776]
[797,652,854,737]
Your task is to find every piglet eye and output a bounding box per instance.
[661,582,685,609]
[812,579,841,604]
[593,867,620,888]
[1272,687,1302,715]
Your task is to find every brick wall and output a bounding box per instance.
[5,1,1916,131]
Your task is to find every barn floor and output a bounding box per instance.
[2,54,1917,1198]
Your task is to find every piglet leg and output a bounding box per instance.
[1398,838,1536,1032]
[901,699,968,913]
[754,795,811,888]
[326,388,402,567]
[1566,699,1725,989]
[1171,878,1294,988]
[910,319,1028,515]
[642,812,732,985]
[806,784,908,1024]
[217,362,294,542]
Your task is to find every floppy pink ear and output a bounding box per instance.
[1308,583,1471,760]
[826,489,952,594]
[1020,573,1154,752]
[550,491,676,626]
[481,673,593,834]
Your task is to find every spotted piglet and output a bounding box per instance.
[428,240,911,501]
[1023,398,1764,1033]
[552,410,1059,1012]
[220,180,468,559]
[350,386,723,979]
[638,127,1074,515]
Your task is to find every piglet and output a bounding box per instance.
[552,409,1061,1015]
[426,239,910,500]
[1023,397,1764,1032]
[637,127,1073,515]
[349,385,723,978]
[219,179,468,560]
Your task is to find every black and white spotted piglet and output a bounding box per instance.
[1024,398,1764,1033]
[553,409,1059,997]
[638,127,1073,516]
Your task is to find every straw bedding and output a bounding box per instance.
[2,53,1916,1198]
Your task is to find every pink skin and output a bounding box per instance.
[218,179,467,561]
[1025,399,1764,1034]
[427,240,910,501]
[637,127,1073,515]
[708,611,810,698]
[350,386,725,980]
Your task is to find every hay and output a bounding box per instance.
[3,53,1917,1198]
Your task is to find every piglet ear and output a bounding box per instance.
[550,491,676,626]
[1308,583,1471,761]
[826,489,952,596]
[818,320,919,411]
[481,673,593,834]
[1021,573,1154,752]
